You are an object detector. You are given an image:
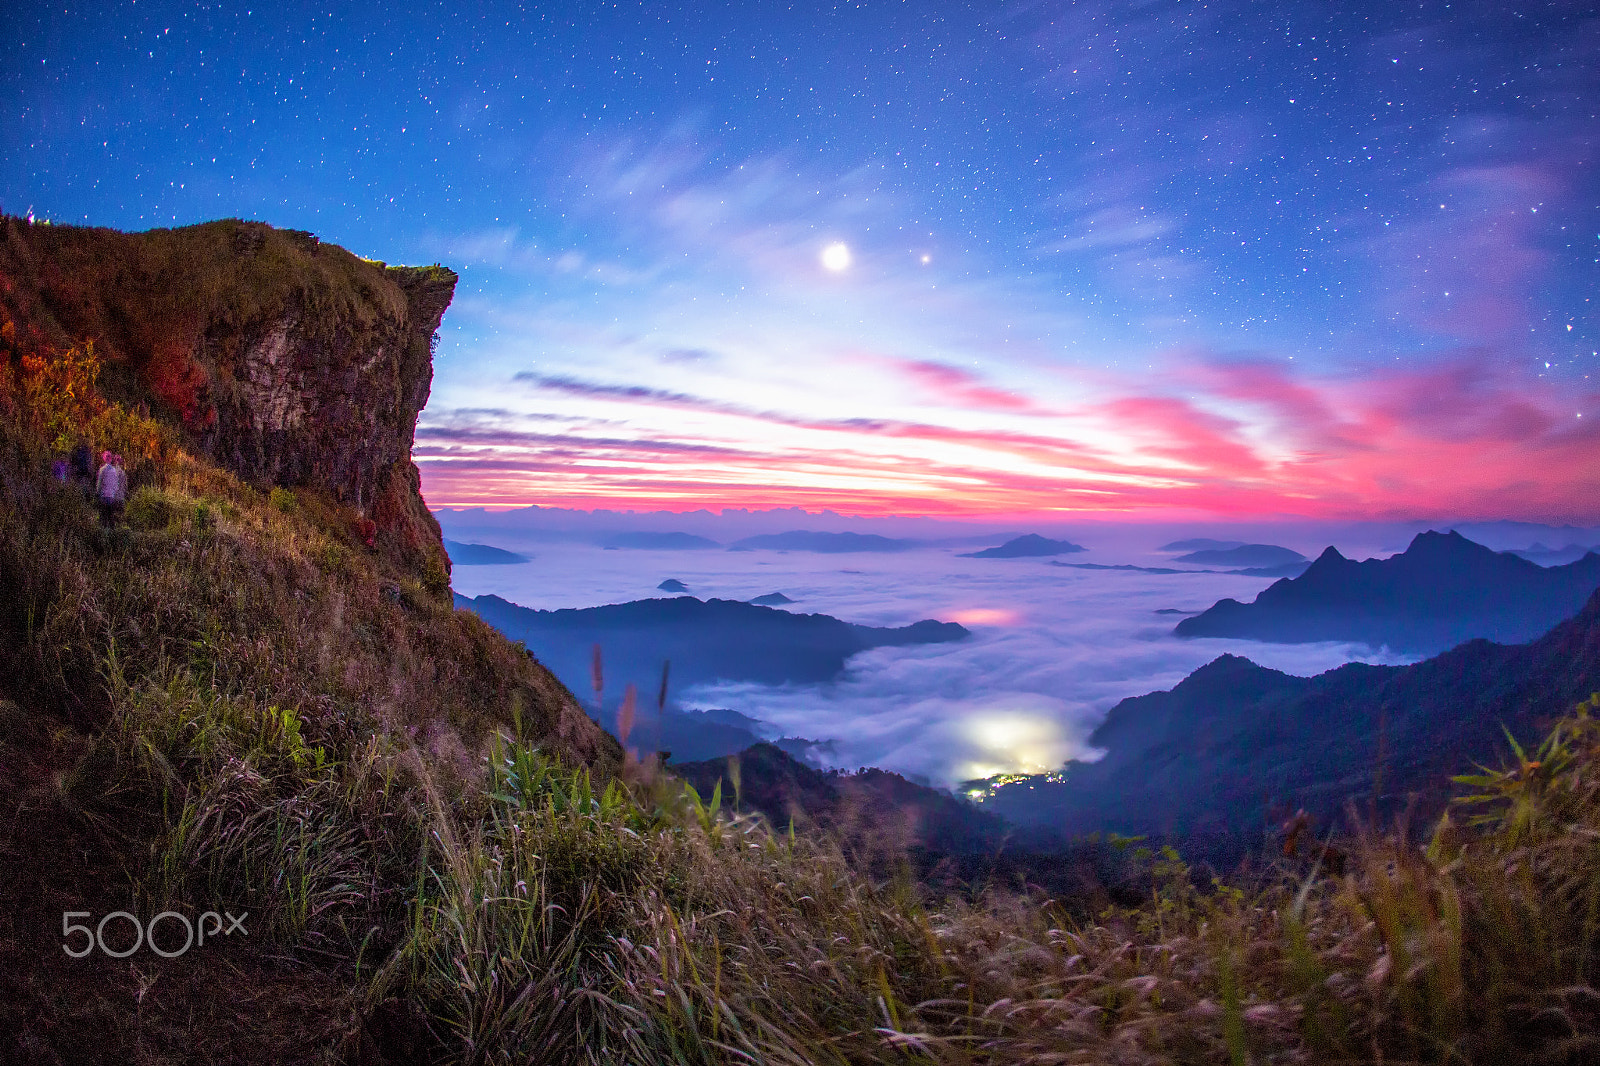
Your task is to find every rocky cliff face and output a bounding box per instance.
[0,217,455,581]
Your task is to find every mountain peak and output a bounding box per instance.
[1407,529,1486,556]
[959,533,1087,558]
[1182,653,1271,682]
[1188,653,1259,675]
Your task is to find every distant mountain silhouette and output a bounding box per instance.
[1172,544,1306,567]
[1054,561,1192,574]
[1510,542,1600,566]
[728,531,915,553]
[600,531,720,550]
[648,707,774,764]
[442,539,530,565]
[958,533,1087,558]
[1176,530,1600,654]
[673,743,1005,854]
[1159,538,1246,552]
[456,594,968,752]
[748,592,795,605]
[1164,534,1248,550]
[1051,560,1309,578]
[656,579,690,592]
[987,587,1600,860]
[1231,562,1313,578]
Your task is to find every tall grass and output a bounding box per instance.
[276,697,1600,1063]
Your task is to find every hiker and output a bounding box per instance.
[69,440,94,490]
[95,451,127,526]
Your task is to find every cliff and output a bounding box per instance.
[0,220,633,1059]
[0,216,455,582]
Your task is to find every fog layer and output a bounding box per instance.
[443,524,1427,787]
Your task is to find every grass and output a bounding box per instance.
[4,343,1600,1063]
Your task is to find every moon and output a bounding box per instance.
[820,242,852,271]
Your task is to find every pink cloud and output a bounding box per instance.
[422,352,1600,523]
[1096,395,1265,476]
[1187,357,1371,455]
[897,360,1051,413]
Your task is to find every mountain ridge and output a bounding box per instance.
[457,593,969,750]
[1171,543,1306,567]
[443,538,530,565]
[989,586,1600,858]
[1175,529,1600,653]
[673,742,1006,854]
[728,530,915,553]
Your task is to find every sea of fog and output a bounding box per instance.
[443,532,1421,789]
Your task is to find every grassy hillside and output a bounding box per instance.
[5,330,1600,1062]
[0,338,621,1060]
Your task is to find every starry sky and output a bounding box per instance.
[5,0,1597,521]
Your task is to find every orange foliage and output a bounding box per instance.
[12,340,110,445]
[1,329,171,467]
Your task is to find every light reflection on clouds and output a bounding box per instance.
[947,608,1023,627]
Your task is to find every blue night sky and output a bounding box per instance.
[4,1,1597,520]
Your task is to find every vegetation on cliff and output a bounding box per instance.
[3,234,1600,1064]
[0,215,456,582]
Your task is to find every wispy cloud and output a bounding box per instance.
[423,341,1600,520]
[1376,163,1560,343]
[896,360,1054,414]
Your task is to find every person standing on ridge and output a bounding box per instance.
[95,450,127,526]
[69,440,94,493]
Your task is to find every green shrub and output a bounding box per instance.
[422,553,450,597]
[202,494,239,521]
[125,485,177,531]
[269,486,297,514]
[315,540,352,574]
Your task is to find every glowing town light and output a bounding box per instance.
[958,711,1070,780]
